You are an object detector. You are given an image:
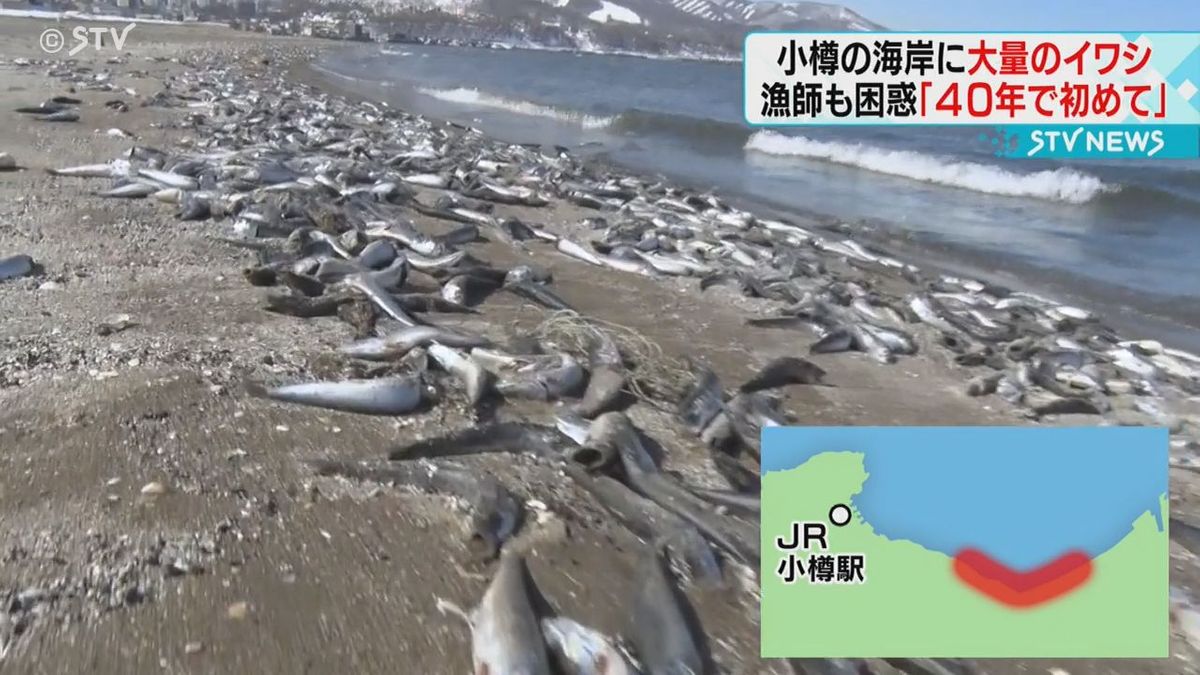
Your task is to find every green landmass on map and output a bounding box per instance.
[761,452,1169,658]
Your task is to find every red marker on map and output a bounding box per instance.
[952,548,1093,608]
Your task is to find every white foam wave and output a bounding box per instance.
[416,87,613,129]
[745,131,1114,204]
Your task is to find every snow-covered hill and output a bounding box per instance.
[298,0,881,57]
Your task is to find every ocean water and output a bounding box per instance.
[761,426,1168,569]
[315,45,1200,347]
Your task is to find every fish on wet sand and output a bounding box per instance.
[0,254,35,282]
[455,550,555,675]
[542,616,641,675]
[630,547,706,675]
[246,376,427,415]
[308,458,521,559]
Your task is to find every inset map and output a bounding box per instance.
[761,426,1168,658]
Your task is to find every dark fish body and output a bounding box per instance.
[503,280,575,312]
[1171,517,1200,558]
[631,549,706,675]
[0,254,34,282]
[740,356,826,392]
[309,458,519,558]
[677,368,725,435]
[566,463,721,586]
[576,330,627,418]
[388,422,569,461]
[38,109,80,122]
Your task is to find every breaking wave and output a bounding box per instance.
[416,87,614,129]
[745,131,1115,204]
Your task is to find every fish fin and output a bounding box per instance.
[434,596,474,628]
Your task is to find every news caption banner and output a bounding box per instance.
[744,32,1200,158]
[760,426,1169,658]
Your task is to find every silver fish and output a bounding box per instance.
[341,326,492,361]
[247,376,425,415]
[542,617,641,675]
[466,551,554,675]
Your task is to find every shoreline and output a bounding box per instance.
[1,17,1199,674]
[304,49,1200,354]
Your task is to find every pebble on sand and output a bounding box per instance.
[227,601,250,620]
[140,481,168,496]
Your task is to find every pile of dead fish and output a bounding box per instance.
[26,49,1198,673]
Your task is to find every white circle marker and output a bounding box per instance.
[829,503,852,527]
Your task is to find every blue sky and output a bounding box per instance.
[847,0,1200,32]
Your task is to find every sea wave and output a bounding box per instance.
[745,131,1114,204]
[415,87,614,128]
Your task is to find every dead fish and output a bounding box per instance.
[442,273,502,307]
[246,376,426,415]
[496,353,586,401]
[726,391,786,460]
[388,422,571,462]
[565,463,721,587]
[677,368,726,435]
[810,328,856,355]
[401,173,449,189]
[541,616,641,675]
[575,329,627,419]
[0,254,35,282]
[595,412,758,565]
[428,343,494,412]
[503,280,576,312]
[137,168,197,190]
[356,239,397,270]
[367,221,444,257]
[739,356,826,392]
[341,325,492,361]
[309,458,520,559]
[448,550,553,674]
[342,273,422,327]
[407,249,467,272]
[631,547,706,675]
[95,181,158,198]
[48,160,130,178]
[556,238,605,266]
[38,109,80,122]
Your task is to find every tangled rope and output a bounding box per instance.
[532,310,696,407]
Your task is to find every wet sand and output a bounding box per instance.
[1,17,1199,675]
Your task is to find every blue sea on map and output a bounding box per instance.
[762,427,1168,569]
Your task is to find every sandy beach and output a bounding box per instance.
[1,17,1199,675]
